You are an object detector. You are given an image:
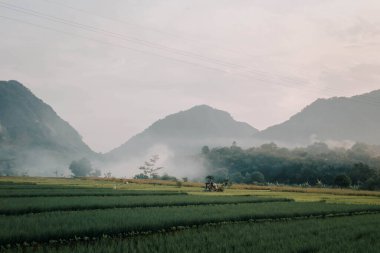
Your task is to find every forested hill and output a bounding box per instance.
[107,104,258,161]
[0,80,96,176]
[254,90,380,146]
[202,142,380,190]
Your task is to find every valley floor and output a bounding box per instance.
[1,177,379,253]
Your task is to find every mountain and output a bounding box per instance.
[106,105,258,176]
[255,90,380,146]
[0,80,96,176]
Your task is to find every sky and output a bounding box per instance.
[1,0,380,153]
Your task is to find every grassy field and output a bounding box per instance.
[0,195,292,215]
[1,176,380,252]
[2,176,380,204]
[7,214,380,253]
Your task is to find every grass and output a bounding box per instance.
[10,213,379,253]
[0,188,186,198]
[199,189,380,205]
[1,201,380,245]
[0,195,292,215]
[2,177,379,205]
[1,176,380,253]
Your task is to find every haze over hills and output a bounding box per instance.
[255,90,380,147]
[106,105,258,177]
[108,105,258,158]
[2,80,380,177]
[0,80,97,176]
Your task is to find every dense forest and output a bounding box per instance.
[202,142,380,190]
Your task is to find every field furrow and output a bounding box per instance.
[0,195,292,215]
[0,189,186,198]
[1,202,380,246]
[7,213,379,253]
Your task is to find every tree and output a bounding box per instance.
[361,174,380,190]
[334,174,352,188]
[138,155,163,178]
[133,173,149,179]
[205,175,214,183]
[160,173,177,181]
[250,171,265,183]
[91,169,101,177]
[349,163,374,185]
[230,172,244,183]
[104,171,112,178]
[69,158,93,177]
[201,146,210,155]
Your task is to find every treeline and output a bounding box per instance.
[202,142,380,190]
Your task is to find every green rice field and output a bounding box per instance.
[1,177,379,252]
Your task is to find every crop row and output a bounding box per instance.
[0,188,186,198]
[1,202,380,245]
[0,195,292,215]
[8,213,379,253]
[0,184,86,190]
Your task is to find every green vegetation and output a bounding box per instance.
[203,142,380,189]
[0,188,186,198]
[0,177,379,252]
[69,158,100,177]
[9,214,380,253]
[0,195,292,215]
[1,202,380,245]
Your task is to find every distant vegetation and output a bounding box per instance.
[203,142,380,190]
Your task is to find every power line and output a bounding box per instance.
[41,0,276,61]
[0,1,356,96]
[0,1,310,90]
[1,3,380,108]
[39,0,380,104]
[0,15,225,73]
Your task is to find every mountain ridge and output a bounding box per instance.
[0,80,97,175]
[107,104,258,161]
[254,89,380,146]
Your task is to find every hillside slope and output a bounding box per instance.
[107,105,258,168]
[255,90,380,146]
[0,80,96,175]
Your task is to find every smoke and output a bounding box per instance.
[309,133,355,149]
[324,139,355,149]
[104,142,210,179]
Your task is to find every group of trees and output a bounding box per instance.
[69,158,101,177]
[202,142,380,190]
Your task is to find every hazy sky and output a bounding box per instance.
[1,0,380,152]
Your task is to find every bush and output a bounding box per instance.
[250,171,265,183]
[360,174,380,190]
[69,158,93,177]
[133,173,149,179]
[334,174,352,188]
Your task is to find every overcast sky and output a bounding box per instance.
[1,0,380,152]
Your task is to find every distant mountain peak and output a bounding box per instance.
[255,89,380,146]
[189,104,214,110]
[107,105,258,159]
